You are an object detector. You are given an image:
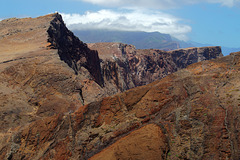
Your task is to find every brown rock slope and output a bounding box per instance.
[0,13,221,136]
[0,13,104,158]
[1,49,239,159]
[83,51,240,160]
[88,42,223,91]
[0,13,223,111]
[89,124,168,160]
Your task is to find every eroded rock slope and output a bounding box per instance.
[0,13,104,156]
[2,51,239,160]
[0,13,229,160]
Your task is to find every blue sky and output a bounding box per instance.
[1,0,240,48]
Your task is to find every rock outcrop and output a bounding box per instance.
[0,13,105,156]
[88,51,240,160]
[47,15,103,86]
[79,43,223,104]
[88,42,223,90]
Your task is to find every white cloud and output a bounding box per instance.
[79,0,240,8]
[61,9,191,40]
[206,0,240,7]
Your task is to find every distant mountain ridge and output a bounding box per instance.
[188,41,240,56]
[73,30,239,55]
[73,30,180,51]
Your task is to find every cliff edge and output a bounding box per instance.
[88,42,223,92]
[0,13,104,145]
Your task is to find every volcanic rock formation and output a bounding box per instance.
[0,13,105,157]
[88,42,222,90]
[0,13,231,160]
[2,51,239,159]
[80,43,223,104]
[88,51,240,160]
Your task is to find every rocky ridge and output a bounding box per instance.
[73,30,180,51]
[88,42,222,90]
[2,51,239,159]
[0,13,229,160]
[0,13,104,154]
[88,51,240,160]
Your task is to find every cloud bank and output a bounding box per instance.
[62,10,191,40]
[79,0,240,9]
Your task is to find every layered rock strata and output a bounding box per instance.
[2,51,239,160]
[88,42,223,91]
[0,13,105,156]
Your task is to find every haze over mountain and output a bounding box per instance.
[73,30,180,51]
[73,29,238,55]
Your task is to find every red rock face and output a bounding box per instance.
[88,43,223,90]
[2,51,239,160]
[0,13,100,159]
[89,124,169,160]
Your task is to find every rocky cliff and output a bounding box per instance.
[0,13,105,154]
[88,51,240,160]
[88,42,223,90]
[47,14,103,86]
[0,13,230,160]
[2,50,239,159]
